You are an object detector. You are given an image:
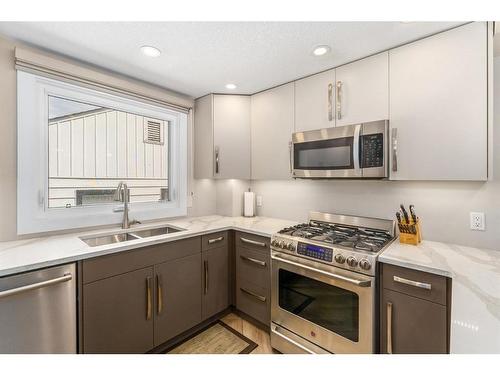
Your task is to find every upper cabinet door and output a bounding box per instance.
[294,69,336,132]
[335,52,389,127]
[194,95,214,179]
[213,95,251,179]
[251,83,295,180]
[389,22,489,181]
[194,94,251,179]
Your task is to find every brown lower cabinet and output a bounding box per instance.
[83,267,155,353]
[154,254,202,346]
[201,232,230,320]
[380,263,451,354]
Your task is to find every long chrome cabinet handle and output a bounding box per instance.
[336,81,342,120]
[393,276,432,290]
[391,128,398,172]
[157,274,163,315]
[0,273,72,299]
[288,141,293,174]
[204,260,209,295]
[271,326,315,354]
[353,124,361,176]
[328,83,333,121]
[240,287,266,302]
[214,146,220,174]
[271,254,371,287]
[387,301,393,354]
[146,277,152,320]
[240,255,266,267]
[240,237,267,248]
[208,236,224,244]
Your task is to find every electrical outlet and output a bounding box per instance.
[256,195,263,207]
[470,212,485,231]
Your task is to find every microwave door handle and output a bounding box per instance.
[353,124,361,176]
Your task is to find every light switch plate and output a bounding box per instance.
[256,195,263,207]
[470,212,485,231]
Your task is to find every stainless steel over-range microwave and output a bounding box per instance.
[291,120,389,179]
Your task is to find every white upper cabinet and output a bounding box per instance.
[194,94,251,179]
[389,22,489,181]
[335,52,389,127]
[294,69,335,132]
[251,83,295,180]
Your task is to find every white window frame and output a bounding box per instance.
[17,71,187,234]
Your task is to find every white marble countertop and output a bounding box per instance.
[0,215,298,278]
[380,240,500,353]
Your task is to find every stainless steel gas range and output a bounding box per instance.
[270,212,396,354]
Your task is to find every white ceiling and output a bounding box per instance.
[0,22,465,98]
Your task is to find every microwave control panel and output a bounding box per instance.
[361,133,384,168]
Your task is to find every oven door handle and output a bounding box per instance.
[271,254,371,287]
[271,325,316,354]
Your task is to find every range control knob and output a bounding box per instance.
[279,241,286,249]
[271,239,279,247]
[334,254,346,264]
[346,256,358,267]
[286,243,295,251]
[359,259,371,270]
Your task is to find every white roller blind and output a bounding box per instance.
[15,47,193,113]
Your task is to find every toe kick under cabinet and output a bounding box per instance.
[235,231,271,325]
[380,263,451,354]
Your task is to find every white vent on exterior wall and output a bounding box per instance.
[144,119,163,145]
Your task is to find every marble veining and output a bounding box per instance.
[0,215,297,278]
[380,240,500,353]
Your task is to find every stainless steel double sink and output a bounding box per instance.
[80,225,184,247]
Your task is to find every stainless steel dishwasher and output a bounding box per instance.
[0,263,77,353]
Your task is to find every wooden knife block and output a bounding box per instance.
[398,219,422,246]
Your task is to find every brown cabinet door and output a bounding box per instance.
[154,254,202,346]
[381,289,447,354]
[202,245,229,320]
[83,267,154,353]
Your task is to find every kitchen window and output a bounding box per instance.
[17,71,188,234]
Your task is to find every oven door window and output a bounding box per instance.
[278,269,359,342]
[293,137,353,170]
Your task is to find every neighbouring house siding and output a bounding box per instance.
[48,109,168,207]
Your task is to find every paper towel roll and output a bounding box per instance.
[244,191,255,217]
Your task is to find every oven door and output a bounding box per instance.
[271,251,375,353]
[292,124,361,178]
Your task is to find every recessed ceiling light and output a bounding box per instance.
[225,83,237,90]
[312,45,331,56]
[140,45,161,57]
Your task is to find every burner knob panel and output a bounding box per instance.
[286,243,295,251]
[359,259,371,270]
[279,241,286,249]
[334,254,346,264]
[346,256,358,267]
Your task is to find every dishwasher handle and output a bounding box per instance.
[0,273,73,299]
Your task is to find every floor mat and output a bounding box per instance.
[165,321,258,354]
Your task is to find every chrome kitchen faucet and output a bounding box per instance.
[114,182,141,229]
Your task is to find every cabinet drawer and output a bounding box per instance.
[201,231,229,252]
[235,231,269,253]
[236,278,270,326]
[82,237,201,284]
[382,263,448,305]
[236,246,270,290]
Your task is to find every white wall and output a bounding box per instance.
[248,57,500,250]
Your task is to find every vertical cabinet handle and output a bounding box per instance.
[387,301,393,354]
[391,128,398,172]
[204,260,209,295]
[328,83,333,121]
[157,274,163,315]
[214,146,220,174]
[146,277,152,320]
[336,81,342,120]
[289,141,293,174]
